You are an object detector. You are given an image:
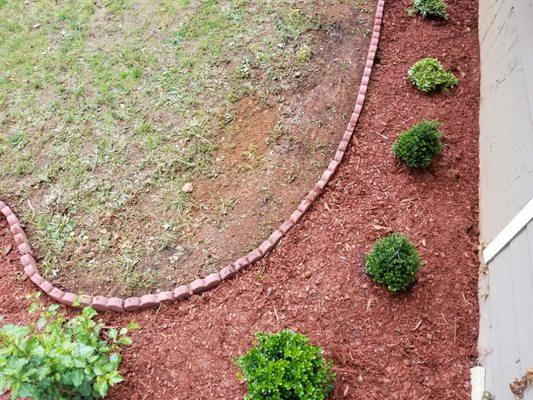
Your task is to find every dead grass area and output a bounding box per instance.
[0,0,375,296]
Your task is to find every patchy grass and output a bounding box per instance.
[0,0,374,295]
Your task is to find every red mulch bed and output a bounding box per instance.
[0,0,480,398]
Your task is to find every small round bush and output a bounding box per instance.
[236,329,335,400]
[408,58,458,93]
[409,0,449,19]
[365,233,421,292]
[393,119,443,168]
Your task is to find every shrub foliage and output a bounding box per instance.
[236,329,335,400]
[409,0,449,19]
[0,301,134,399]
[393,119,444,168]
[408,57,458,93]
[365,233,421,292]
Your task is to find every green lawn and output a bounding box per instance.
[0,0,373,295]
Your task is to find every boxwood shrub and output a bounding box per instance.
[365,233,421,292]
[0,301,134,399]
[408,57,458,93]
[393,119,444,168]
[236,329,335,400]
[409,0,449,19]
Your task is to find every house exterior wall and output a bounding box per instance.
[479,0,533,241]
[478,0,533,398]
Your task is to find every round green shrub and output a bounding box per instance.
[392,119,444,168]
[236,329,335,400]
[408,57,458,93]
[409,0,449,19]
[0,301,134,399]
[365,233,421,292]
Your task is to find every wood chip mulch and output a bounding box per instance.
[0,0,480,398]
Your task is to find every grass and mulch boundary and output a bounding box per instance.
[0,0,480,397]
[0,1,385,312]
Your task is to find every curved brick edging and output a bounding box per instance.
[0,0,384,312]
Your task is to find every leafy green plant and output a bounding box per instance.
[365,233,421,292]
[393,120,444,168]
[236,329,335,400]
[408,58,458,93]
[0,299,135,399]
[408,0,449,19]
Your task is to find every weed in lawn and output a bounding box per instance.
[266,122,289,145]
[218,198,238,216]
[242,144,259,162]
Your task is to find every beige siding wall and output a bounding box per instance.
[479,1,533,398]
[479,0,533,242]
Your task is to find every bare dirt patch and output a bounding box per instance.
[151,6,376,289]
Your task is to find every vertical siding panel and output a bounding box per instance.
[509,224,533,371]
[480,0,533,397]
[487,246,521,396]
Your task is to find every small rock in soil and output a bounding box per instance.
[181,183,193,193]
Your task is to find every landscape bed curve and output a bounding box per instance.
[0,0,385,313]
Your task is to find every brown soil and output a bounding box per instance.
[0,0,480,398]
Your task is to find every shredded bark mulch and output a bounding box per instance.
[0,0,480,398]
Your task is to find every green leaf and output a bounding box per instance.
[36,317,47,330]
[108,329,118,340]
[109,353,120,364]
[94,377,109,397]
[9,381,20,400]
[7,358,28,374]
[36,366,51,380]
[71,369,84,387]
[18,383,37,398]
[109,373,124,385]
[48,304,60,313]
[82,307,97,320]
[410,0,448,19]
[78,344,95,358]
